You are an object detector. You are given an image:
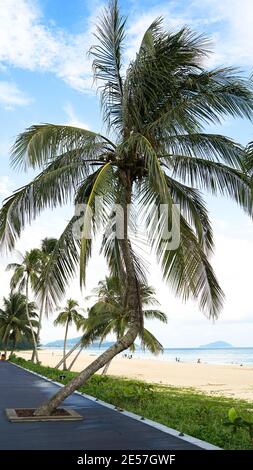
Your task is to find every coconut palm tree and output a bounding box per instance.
[31,237,58,361]
[6,249,42,363]
[0,0,253,414]
[0,292,38,358]
[69,277,167,374]
[54,299,84,370]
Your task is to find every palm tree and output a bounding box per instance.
[31,237,58,361]
[54,299,84,370]
[0,0,253,414]
[6,249,42,363]
[69,277,167,374]
[0,292,38,358]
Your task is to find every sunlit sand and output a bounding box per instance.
[15,349,253,402]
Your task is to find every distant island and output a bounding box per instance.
[199,341,233,349]
[44,337,114,348]
[44,337,140,350]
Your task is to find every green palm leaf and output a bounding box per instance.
[11,124,114,171]
[90,0,125,132]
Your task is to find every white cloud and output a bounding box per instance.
[0,0,98,93]
[0,81,32,109]
[64,103,90,129]
[126,0,253,69]
[188,0,253,66]
[0,176,12,199]
[0,0,252,99]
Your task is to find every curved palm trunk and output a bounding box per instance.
[34,173,142,416]
[9,340,16,358]
[34,322,140,415]
[31,302,44,363]
[55,339,82,369]
[67,345,84,371]
[62,319,70,370]
[101,358,112,375]
[25,277,39,363]
[4,332,10,358]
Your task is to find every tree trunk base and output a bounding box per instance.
[6,407,83,422]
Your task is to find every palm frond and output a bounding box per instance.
[244,141,253,174]
[0,153,91,251]
[11,124,114,171]
[159,217,224,319]
[125,23,211,133]
[79,163,118,285]
[161,133,245,169]
[37,216,80,314]
[124,18,253,136]
[143,309,167,322]
[165,176,214,254]
[170,156,253,216]
[101,209,148,284]
[139,327,164,354]
[90,0,126,132]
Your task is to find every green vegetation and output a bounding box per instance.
[6,238,58,363]
[79,277,167,374]
[0,293,38,357]
[11,356,253,450]
[225,407,253,444]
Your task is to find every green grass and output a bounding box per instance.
[10,355,253,450]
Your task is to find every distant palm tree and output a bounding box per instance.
[54,299,85,370]
[0,292,38,357]
[0,0,253,415]
[69,277,167,374]
[31,237,58,361]
[7,249,42,362]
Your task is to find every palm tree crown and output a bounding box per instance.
[7,249,42,293]
[0,292,38,356]
[54,299,84,328]
[84,276,167,354]
[54,298,85,369]
[6,249,42,362]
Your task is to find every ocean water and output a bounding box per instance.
[62,346,253,366]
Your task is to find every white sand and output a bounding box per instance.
[16,348,253,401]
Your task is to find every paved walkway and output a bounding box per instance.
[0,362,202,450]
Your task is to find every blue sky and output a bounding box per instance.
[0,0,253,347]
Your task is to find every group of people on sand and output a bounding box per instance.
[122,353,133,359]
[175,357,202,363]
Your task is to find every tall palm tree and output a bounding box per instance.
[69,277,167,374]
[6,249,42,363]
[0,292,38,358]
[54,299,84,370]
[31,237,58,361]
[0,0,253,414]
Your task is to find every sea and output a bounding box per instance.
[58,346,253,366]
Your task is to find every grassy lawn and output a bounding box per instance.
[10,356,253,450]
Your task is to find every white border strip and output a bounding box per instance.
[10,361,221,450]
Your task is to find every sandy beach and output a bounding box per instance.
[15,348,253,402]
